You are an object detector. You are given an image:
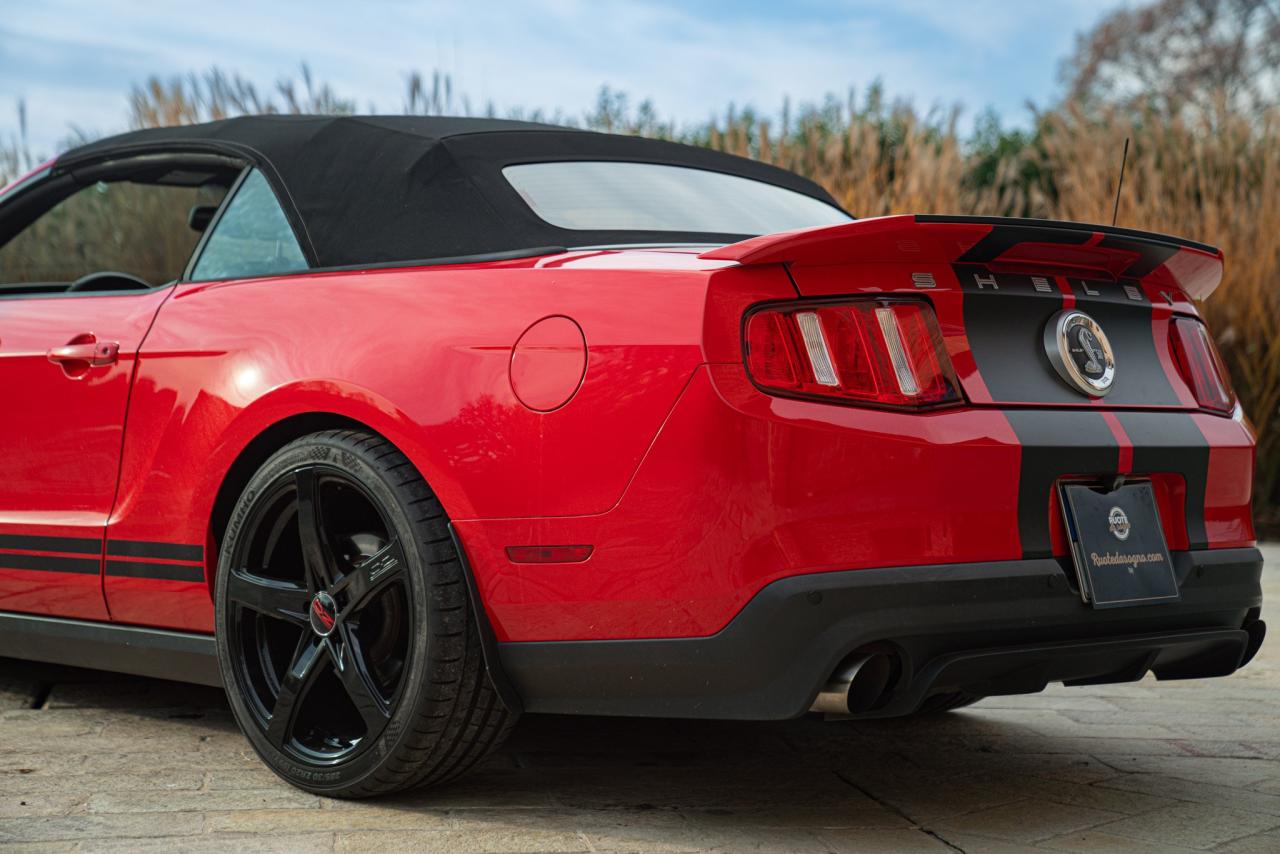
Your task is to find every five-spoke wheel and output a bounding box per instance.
[225,465,410,762]
[215,430,515,797]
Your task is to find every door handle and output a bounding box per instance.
[47,336,119,374]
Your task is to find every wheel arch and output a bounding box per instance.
[207,411,370,553]
[198,379,472,575]
[204,409,522,714]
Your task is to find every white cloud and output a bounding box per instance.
[0,0,1125,154]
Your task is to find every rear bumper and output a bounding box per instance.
[498,546,1264,719]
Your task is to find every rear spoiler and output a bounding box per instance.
[701,215,1224,300]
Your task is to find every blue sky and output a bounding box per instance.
[1,0,1125,155]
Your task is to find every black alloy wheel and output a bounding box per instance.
[225,465,408,763]
[215,430,515,797]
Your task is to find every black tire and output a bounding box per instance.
[912,691,983,715]
[214,429,516,797]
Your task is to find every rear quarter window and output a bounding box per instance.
[190,169,308,281]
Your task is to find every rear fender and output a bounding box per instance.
[196,379,465,526]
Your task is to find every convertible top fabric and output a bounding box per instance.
[57,115,844,268]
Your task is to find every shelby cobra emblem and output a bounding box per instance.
[1108,506,1132,541]
[1044,310,1116,397]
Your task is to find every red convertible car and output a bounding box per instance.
[0,116,1263,797]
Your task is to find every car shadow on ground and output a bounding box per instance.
[2,654,1176,849]
[6,638,1280,852]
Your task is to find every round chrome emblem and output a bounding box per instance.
[1108,506,1131,541]
[309,591,338,636]
[1044,310,1116,397]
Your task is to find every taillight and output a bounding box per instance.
[1169,316,1235,413]
[744,299,963,409]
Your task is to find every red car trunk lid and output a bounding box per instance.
[705,215,1225,410]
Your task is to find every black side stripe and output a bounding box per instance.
[105,561,204,583]
[0,553,99,575]
[0,537,205,580]
[0,534,100,555]
[107,541,204,562]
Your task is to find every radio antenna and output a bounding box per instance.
[1110,137,1129,227]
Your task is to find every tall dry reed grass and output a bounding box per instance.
[1036,108,1280,523]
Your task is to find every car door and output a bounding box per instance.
[0,160,234,619]
[101,167,310,629]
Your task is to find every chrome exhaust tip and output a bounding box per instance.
[810,652,893,715]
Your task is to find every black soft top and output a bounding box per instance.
[57,115,843,269]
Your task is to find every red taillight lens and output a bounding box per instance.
[505,545,594,564]
[744,299,963,409]
[1169,316,1235,413]
[744,310,801,388]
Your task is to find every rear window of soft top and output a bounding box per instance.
[503,161,850,237]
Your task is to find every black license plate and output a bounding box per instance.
[1059,481,1179,609]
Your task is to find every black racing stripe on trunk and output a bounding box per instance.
[955,225,1093,263]
[958,264,1181,406]
[0,552,100,575]
[1094,236,1180,279]
[1114,412,1210,549]
[105,560,205,583]
[106,541,204,562]
[1005,411,1120,559]
[0,534,100,555]
[1065,278,1180,406]
[957,265,1083,404]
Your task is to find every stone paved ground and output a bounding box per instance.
[1,545,1276,853]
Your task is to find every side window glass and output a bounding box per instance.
[0,179,227,289]
[190,170,307,281]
